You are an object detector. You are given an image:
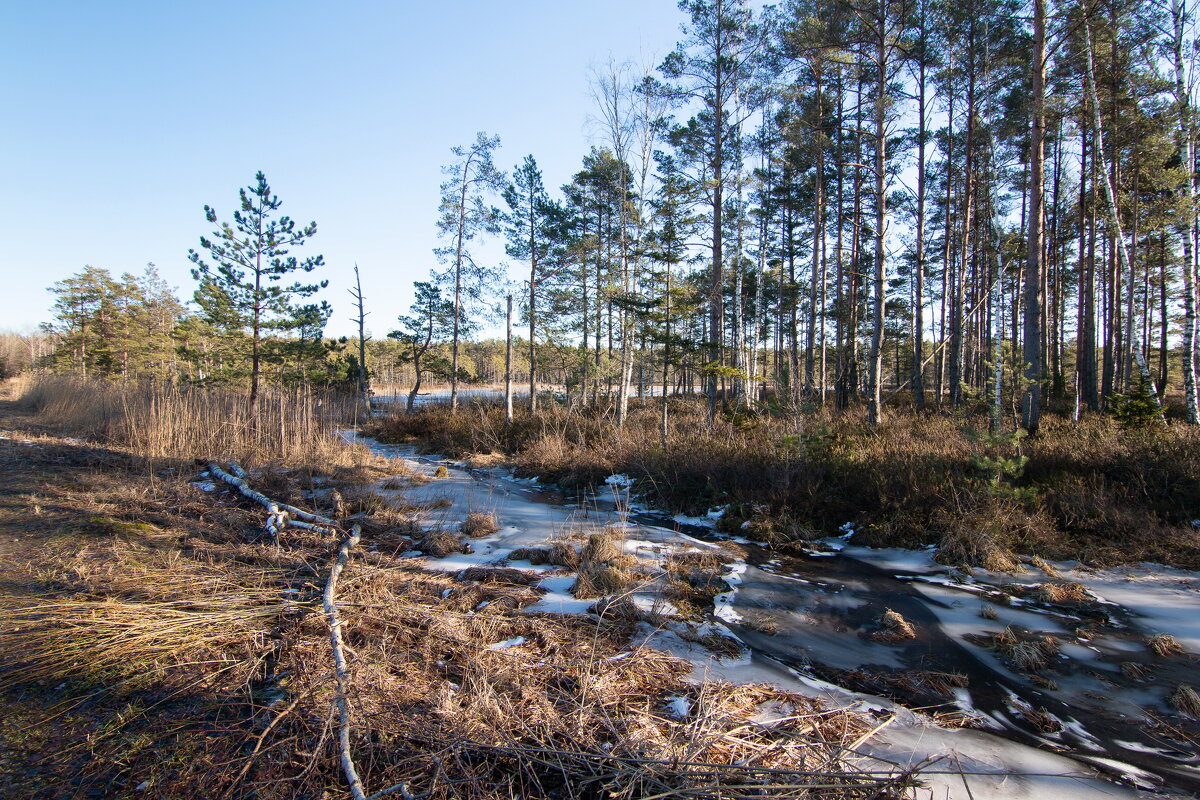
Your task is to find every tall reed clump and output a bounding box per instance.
[20,375,368,467]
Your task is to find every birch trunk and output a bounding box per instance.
[1172,0,1200,424]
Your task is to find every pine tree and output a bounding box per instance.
[390,280,454,412]
[504,155,567,412]
[435,133,506,409]
[188,171,328,407]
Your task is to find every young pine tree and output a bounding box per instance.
[188,171,328,408]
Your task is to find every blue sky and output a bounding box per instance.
[0,1,686,338]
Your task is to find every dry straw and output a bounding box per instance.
[21,375,368,467]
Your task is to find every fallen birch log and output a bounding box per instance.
[324,524,367,800]
[206,462,336,539]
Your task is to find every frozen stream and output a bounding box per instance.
[342,430,1199,799]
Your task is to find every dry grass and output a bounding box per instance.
[374,400,1200,570]
[741,611,780,635]
[1034,581,1091,605]
[936,521,1022,573]
[548,541,583,569]
[0,399,935,800]
[846,668,968,700]
[1028,556,1062,577]
[991,627,1051,672]
[509,542,582,570]
[460,511,500,538]
[1121,662,1150,680]
[1148,633,1185,657]
[0,596,285,691]
[457,566,540,586]
[580,530,626,565]
[572,564,633,599]
[20,375,369,468]
[1016,703,1063,733]
[871,609,917,643]
[1170,685,1200,718]
[418,528,469,558]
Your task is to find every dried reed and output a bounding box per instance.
[21,375,367,467]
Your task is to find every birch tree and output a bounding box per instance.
[1169,0,1200,424]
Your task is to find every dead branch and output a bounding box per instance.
[325,523,367,800]
[206,461,336,539]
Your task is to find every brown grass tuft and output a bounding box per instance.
[572,564,631,599]
[1120,661,1150,680]
[1170,684,1200,718]
[1035,581,1091,605]
[547,541,582,569]
[992,627,1050,672]
[1006,642,1047,672]
[460,511,500,538]
[937,523,1022,573]
[581,530,624,565]
[871,608,917,643]
[1148,633,1185,657]
[457,566,540,585]
[508,546,550,565]
[1028,555,1062,577]
[1018,703,1063,733]
[418,528,469,558]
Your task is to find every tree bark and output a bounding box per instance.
[505,294,514,423]
[1021,0,1046,434]
[867,3,888,428]
[1172,0,1200,424]
[1084,24,1163,416]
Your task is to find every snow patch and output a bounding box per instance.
[666,695,692,719]
[486,636,527,651]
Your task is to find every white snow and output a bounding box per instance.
[486,636,527,651]
[666,695,692,719]
[527,574,593,615]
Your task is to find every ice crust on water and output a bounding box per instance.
[713,561,746,624]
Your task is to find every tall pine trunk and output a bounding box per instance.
[867,2,887,427]
[1021,0,1046,433]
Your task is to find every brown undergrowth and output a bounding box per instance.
[373,399,1200,571]
[0,391,914,800]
